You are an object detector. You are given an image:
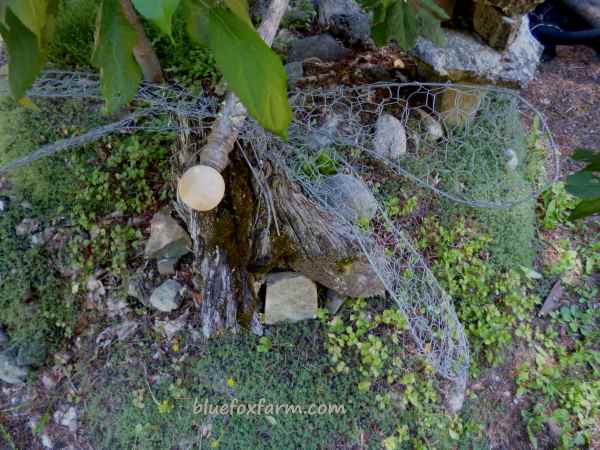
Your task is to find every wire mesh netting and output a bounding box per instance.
[0,71,560,384]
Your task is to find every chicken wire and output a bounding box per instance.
[0,71,561,383]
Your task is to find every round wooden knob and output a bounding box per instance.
[178,165,226,211]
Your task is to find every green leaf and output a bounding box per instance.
[184,0,211,45]
[92,0,142,112]
[7,0,48,42]
[224,0,251,25]
[0,9,46,99]
[565,171,600,200]
[131,0,180,37]
[568,197,600,221]
[0,0,8,26]
[208,7,291,138]
[571,148,600,171]
[360,0,446,49]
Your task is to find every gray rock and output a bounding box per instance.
[306,113,342,150]
[15,218,40,236]
[318,0,372,46]
[373,113,407,159]
[0,352,28,384]
[445,376,466,414]
[288,34,351,63]
[157,258,177,276]
[416,109,444,142]
[474,2,521,50]
[320,174,378,223]
[264,272,318,324]
[149,280,184,312]
[0,196,9,213]
[411,16,542,87]
[325,289,346,314]
[145,209,191,261]
[54,405,78,432]
[285,61,304,85]
[292,256,386,298]
[504,148,519,171]
[127,271,151,303]
[273,28,299,55]
[540,280,563,316]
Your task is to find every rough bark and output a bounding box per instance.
[120,0,165,83]
[174,0,370,337]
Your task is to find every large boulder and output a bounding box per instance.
[287,34,351,63]
[411,16,543,87]
[318,0,372,46]
[264,272,318,324]
[319,174,378,223]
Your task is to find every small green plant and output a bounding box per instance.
[565,148,600,220]
[540,182,577,230]
[517,343,600,449]
[418,218,540,368]
[68,134,171,276]
[300,149,341,179]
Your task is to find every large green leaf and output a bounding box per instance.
[568,197,600,221]
[131,0,180,37]
[0,0,8,26]
[0,9,46,99]
[361,0,446,49]
[92,0,142,112]
[572,148,600,171]
[7,0,47,42]
[565,171,600,200]
[184,0,211,45]
[224,0,251,25]
[208,7,291,138]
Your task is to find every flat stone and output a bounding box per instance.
[287,34,351,63]
[474,1,522,50]
[318,0,372,46]
[438,88,485,128]
[264,272,318,324]
[144,209,192,261]
[373,113,407,159]
[0,352,28,384]
[285,61,304,85]
[149,280,184,313]
[325,289,346,314]
[411,17,542,87]
[540,280,563,316]
[157,258,177,276]
[320,174,378,223]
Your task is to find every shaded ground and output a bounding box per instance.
[523,46,600,155]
